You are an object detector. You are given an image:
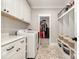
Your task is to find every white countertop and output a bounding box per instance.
[1,35,26,46]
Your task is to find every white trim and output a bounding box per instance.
[38,14,52,46]
[31,6,64,9]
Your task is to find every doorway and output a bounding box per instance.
[38,14,51,47]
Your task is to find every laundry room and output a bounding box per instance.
[1,0,78,59]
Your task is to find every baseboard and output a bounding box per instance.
[27,58,35,59]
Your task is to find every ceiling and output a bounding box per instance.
[27,0,68,8]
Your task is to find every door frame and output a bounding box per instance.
[38,14,52,46]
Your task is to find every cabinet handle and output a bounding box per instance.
[20,40,24,43]
[6,46,14,51]
[16,48,20,52]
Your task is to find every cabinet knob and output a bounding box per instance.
[4,9,6,11]
[7,10,9,13]
[16,48,20,52]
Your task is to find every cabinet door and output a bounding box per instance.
[9,50,26,59]
[23,0,28,22]
[26,4,31,23]
[1,42,16,59]
[17,38,26,58]
[15,0,23,19]
[8,53,22,59]
[19,38,26,58]
[8,38,26,59]
[19,0,24,19]
[23,0,31,23]
[16,47,26,59]
[14,38,26,58]
[5,0,16,16]
[20,49,26,59]
[1,0,6,11]
[2,0,23,19]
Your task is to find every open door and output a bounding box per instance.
[38,14,51,47]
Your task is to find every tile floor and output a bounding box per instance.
[40,39,49,47]
[36,39,65,59]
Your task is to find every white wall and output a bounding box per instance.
[58,18,63,35]
[58,9,75,37]
[1,15,29,33]
[63,14,70,36]
[30,8,60,43]
[69,9,75,37]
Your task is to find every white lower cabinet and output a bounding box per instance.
[8,50,25,59]
[1,42,16,59]
[15,38,26,58]
[1,37,27,59]
[8,53,21,59]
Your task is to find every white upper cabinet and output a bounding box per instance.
[5,0,16,16]
[1,0,6,11]
[1,0,31,24]
[23,0,31,23]
[1,0,19,18]
[15,0,23,19]
[27,4,31,23]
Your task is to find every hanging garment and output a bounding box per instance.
[40,32,43,38]
[43,31,46,38]
[45,27,49,38]
[41,23,47,31]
